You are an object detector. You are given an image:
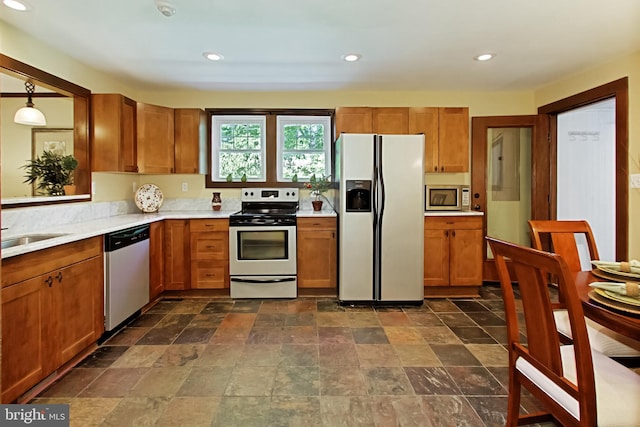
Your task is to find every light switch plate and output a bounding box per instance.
[631,174,640,188]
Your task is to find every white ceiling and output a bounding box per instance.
[2,0,640,92]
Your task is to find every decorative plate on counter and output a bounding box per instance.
[135,183,163,213]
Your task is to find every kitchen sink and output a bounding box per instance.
[1,233,68,250]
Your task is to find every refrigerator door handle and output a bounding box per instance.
[378,135,386,237]
[374,135,384,300]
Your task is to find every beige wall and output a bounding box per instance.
[534,51,640,259]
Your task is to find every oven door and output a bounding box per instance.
[229,225,297,276]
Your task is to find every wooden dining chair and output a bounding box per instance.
[487,236,640,426]
[528,219,640,359]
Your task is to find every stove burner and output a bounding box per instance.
[230,187,299,227]
[229,212,296,227]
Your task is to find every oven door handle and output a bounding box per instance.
[231,277,296,284]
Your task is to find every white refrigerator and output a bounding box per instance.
[336,134,425,303]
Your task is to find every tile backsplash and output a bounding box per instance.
[1,193,332,236]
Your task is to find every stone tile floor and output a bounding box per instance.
[33,285,554,426]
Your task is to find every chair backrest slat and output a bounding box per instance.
[487,236,598,426]
[528,220,600,273]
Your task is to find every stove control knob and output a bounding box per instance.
[291,191,296,197]
[244,191,249,196]
[286,192,290,196]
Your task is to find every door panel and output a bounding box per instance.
[539,78,628,261]
[471,115,549,281]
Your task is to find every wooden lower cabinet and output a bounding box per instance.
[164,219,190,290]
[149,221,165,300]
[1,237,103,403]
[424,215,483,297]
[297,217,337,289]
[190,219,229,289]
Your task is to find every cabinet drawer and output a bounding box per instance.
[424,216,482,230]
[190,233,227,260]
[2,236,103,287]
[297,217,336,231]
[190,219,229,232]
[190,261,227,289]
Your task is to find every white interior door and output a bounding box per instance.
[556,98,616,265]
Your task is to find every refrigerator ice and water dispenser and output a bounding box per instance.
[345,180,371,212]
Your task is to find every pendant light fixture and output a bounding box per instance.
[14,80,47,126]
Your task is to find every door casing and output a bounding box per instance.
[472,78,629,282]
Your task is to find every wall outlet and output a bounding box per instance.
[631,174,640,189]
[133,181,137,193]
[181,182,188,192]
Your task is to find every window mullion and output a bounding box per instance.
[265,114,278,183]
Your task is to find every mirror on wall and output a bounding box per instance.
[0,54,91,207]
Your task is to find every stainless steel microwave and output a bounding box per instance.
[425,185,471,211]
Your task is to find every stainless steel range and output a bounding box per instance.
[229,188,299,298]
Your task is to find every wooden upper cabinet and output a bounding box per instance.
[137,102,175,174]
[372,107,409,134]
[409,107,439,172]
[438,107,469,172]
[336,107,410,137]
[174,108,207,174]
[335,107,372,137]
[91,94,138,172]
[409,107,469,173]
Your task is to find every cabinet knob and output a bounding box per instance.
[452,230,456,237]
[45,276,53,287]
[444,230,449,237]
[473,204,481,211]
[55,272,63,282]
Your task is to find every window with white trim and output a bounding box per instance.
[277,116,331,181]
[207,109,334,187]
[211,115,266,182]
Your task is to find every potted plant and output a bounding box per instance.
[304,174,331,211]
[22,150,78,196]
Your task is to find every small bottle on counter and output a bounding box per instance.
[211,192,222,211]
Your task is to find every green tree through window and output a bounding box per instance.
[208,111,332,185]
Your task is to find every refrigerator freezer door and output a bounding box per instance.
[378,135,425,301]
[338,134,375,301]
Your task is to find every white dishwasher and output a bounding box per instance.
[104,224,150,331]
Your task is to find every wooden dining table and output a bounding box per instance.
[574,271,640,341]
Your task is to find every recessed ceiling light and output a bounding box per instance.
[156,0,176,17]
[203,52,224,61]
[474,53,496,61]
[342,53,362,62]
[2,0,30,11]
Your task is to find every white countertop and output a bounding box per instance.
[1,209,337,259]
